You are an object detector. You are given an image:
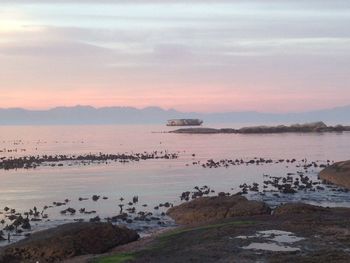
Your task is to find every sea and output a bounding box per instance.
[0,124,350,242]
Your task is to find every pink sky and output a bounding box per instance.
[1,1,349,113]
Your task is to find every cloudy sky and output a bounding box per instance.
[0,0,349,112]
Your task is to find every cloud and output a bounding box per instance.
[0,40,113,57]
[0,0,350,112]
[2,0,349,5]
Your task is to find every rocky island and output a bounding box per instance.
[170,122,350,134]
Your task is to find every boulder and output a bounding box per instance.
[0,222,139,263]
[274,203,329,216]
[319,160,350,189]
[167,195,270,225]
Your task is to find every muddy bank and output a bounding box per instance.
[170,122,350,134]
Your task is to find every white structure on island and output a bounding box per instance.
[166,119,203,126]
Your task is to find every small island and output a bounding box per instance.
[170,122,350,134]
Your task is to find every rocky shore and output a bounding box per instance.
[1,193,350,262]
[92,196,350,263]
[167,195,270,224]
[0,222,139,263]
[319,160,350,189]
[0,156,349,262]
[0,157,348,256]
[170,122,350,134]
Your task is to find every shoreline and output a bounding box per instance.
[4,197,349,263]
[90,199,350,263]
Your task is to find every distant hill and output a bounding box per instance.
[0,105,349,125]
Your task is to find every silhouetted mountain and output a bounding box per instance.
[0,105,349,125]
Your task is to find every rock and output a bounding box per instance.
[53,202,65,207]
[170,128,221,134]
[21,219,31,230]
[92,195,100,201]
[170,122,350,134]
[4,225,14,231]
[111,213,128,222]
[281,184,297,194]
[89,216,101,222]
[0,222,139,263]
[217,192,226,197]
[274,203,329,216]
[0,231,5,241]
[167,195,271,225]
[319,160,350,189]
[60,207,76,215]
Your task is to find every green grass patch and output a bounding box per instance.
[95,253,136,263]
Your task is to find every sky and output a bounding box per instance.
[0,0,350,113]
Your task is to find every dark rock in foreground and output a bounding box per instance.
[319,160,350,189]
[167,195,271,224]
[98,202,350,263]
[273,202,329,215]
[170,122,350,134]
[0,222,139,263]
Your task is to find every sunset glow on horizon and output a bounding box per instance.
[1,0,350,113]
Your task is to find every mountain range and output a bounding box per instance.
[0,105,349,125]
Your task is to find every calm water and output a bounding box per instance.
[0,125,350,241]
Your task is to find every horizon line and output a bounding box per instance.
[0,104,349,115]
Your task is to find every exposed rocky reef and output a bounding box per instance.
[0,193,173,247]
[0,151,178,170]
[170,122,350,134]
[0,157,346,248]
[319,160,350,189]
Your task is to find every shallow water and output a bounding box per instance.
[243,242,301,252]
[239,230,305,252]
[257,230,305,243]
[0,125,350,243]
